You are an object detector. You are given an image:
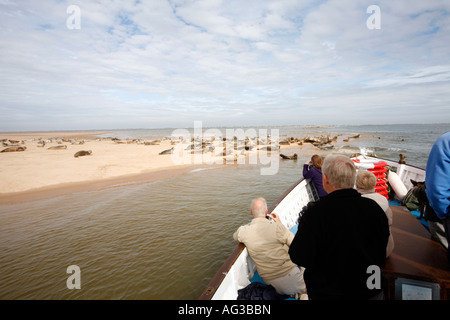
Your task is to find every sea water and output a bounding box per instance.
[0,123,448,299]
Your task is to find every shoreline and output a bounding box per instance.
[0,130,339,205]
[0,130,201,205]
[0,164,198,205]
[0,131,111,140]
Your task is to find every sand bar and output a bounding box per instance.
[0,131,334,205]
[0,131,200,203]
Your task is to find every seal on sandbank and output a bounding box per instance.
[47,145,67,150]
[1,146,27,152]
[74,150,92,158]
[280,153,298,160]
[159,147,174,155]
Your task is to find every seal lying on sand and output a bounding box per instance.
[258,146,279,151]
[74,150,92,158]
[47,145,67,150]
[1,146,26,152]
[159,147,174,155]
[280,153,298,160]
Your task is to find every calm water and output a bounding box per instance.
[0,123,448,299]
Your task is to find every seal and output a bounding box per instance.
[258,146,279,151]
[74,150,92,158]
[280,153,297,160]
[1,146,26,152]
[47,145,67,150]
[144,141,160,145]
[159,147,174,155]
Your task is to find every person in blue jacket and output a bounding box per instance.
[425,131,450,264]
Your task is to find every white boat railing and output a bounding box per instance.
[270,179,319,231]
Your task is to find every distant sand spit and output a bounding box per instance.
[0,131,328,204]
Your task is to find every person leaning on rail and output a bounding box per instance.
[233,197,306,296]
[302,154,328,199]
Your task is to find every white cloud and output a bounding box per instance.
[0,0,449,131]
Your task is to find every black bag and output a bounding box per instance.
[237,282,288,300]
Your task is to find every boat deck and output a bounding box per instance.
[383,204,450,299]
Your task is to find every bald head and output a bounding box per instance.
[251,197,268,218]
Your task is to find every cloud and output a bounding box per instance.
[0,0,449,131]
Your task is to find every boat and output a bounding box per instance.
[199,155,450,300]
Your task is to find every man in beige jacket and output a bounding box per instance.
[233,197,306,296]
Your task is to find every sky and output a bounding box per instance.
[0,0,450,131]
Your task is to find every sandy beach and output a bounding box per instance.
[0,131,325,204]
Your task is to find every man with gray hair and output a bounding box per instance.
[233,197,306,296]
[356,170,394,257]
[289,154,390,300]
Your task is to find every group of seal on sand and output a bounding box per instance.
[0,136,94,159]
[46,145,93,158]
[342,134,360,142]
[47,145,92,158]
[1,138,26,152]
[156,133,346,160]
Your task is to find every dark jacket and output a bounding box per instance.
[289,189,389,300]
[303,164,327,197]
[237,282,288,300]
